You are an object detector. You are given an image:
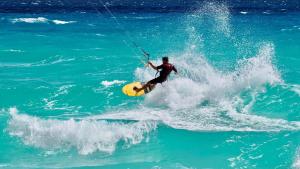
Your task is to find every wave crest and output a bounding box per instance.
[7,108,157,155]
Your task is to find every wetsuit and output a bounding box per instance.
[149,63,177,84]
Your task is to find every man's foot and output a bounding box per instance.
[133,86,140,92]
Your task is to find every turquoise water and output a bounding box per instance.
[1,3,300,169]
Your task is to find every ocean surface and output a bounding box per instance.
[0,1,300,169]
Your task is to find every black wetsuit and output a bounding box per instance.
[149,63,177,84]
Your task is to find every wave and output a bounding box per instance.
[11,17,48,23]
[0,49,24,53]
[7,108,157,155]
[52,19,76,25]
[240,11,248,15]
[101,80,126,87]
[6,101,300,156]
[11,17,76,25]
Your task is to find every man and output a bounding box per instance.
[134,56,177,93]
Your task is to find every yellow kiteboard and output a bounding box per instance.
[122,82,154,97]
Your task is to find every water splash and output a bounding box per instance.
[136,43,281,110]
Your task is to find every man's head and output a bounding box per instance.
[162,56,169,64]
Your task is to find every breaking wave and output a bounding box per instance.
[7,108,157,155]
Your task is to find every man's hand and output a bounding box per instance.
[148,61,157,70]
[148,61,154,67]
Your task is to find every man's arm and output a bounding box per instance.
[173,66,178,74]
[148,61,162,71]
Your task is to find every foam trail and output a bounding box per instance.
[91,105,300,132]
[7,108,157,155]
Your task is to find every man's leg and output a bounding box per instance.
[134,77,161,93]
[134,81,153,93]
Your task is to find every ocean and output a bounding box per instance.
[0,1,300,168]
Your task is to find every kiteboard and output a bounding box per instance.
[122,82,154,97]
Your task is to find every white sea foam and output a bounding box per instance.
[52,20,76,25]
[11,17,76,25]
[101,80,126,87]
[7,108,157,155]
[11,17,48,23]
